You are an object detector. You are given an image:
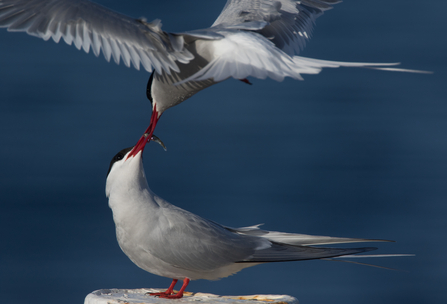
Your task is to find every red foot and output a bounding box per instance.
[158,292,184,299]
[149,279,177,296]
[239,78,252,85]
[149,292,171,297]
[150,278,190,299]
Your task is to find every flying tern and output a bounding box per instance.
[106,134,401,299]
[0,0,427,141]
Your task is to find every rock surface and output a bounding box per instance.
[84,288,299,304]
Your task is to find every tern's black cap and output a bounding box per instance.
[107,146,133,177]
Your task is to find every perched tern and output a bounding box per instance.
[106,134,399,299]
[0,0,427,141]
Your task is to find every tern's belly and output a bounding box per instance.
[115,225,255,281]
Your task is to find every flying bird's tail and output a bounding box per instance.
[291,56,432,75]
[174,31,431,85]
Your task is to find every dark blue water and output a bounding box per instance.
[1,1,445,304]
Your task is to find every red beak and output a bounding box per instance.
[127,106,161,159]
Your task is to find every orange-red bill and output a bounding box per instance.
[127,106,161,159]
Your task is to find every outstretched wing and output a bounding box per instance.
[178,0,426,85]
[212,0,341,55]
[0,0,193,73]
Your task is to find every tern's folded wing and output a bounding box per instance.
[239,243,377,263]
[145,202,268,272]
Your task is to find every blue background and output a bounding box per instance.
[1,1,445,304]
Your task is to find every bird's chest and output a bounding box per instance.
[114,216,158,264]
[151,72,215,113]
[150,40,217,114]
[110,199,155,249]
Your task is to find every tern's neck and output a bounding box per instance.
[106,155,159,218]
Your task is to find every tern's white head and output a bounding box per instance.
[105,134,150,199]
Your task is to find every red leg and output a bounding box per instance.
[149,279,178,296]
[158,278,190,299]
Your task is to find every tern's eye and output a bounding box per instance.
[107,146,133,177]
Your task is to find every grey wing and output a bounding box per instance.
[0,0,193,73]
[212,0,341,55]
[147,203,268,271]
[240,242,377,263]
[226,224,393,246]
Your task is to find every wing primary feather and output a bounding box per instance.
[0,0,192,74]
[238,245,378,263]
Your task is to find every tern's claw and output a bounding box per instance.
[147,134,167,151]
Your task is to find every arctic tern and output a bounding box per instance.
[0,0,427,140]
[106,134,396,299]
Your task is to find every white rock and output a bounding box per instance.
[84,288,299,304]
